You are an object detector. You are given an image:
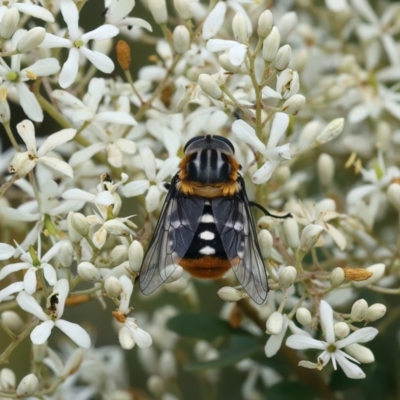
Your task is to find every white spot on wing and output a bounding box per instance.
[201,214,214,223]
[199,246,215,255]
[199,230,215,240]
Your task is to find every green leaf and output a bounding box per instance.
[268,381,317,400]
[184,336,262,371]
[167,313,249,340]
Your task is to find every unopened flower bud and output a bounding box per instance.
[262,26,280,62]
[16,374,38,397]
[318,153,335,186]
[70,212,89,236]
[282,94,305,115]
[296,307,311,326]
[105,276,123,297]
[173,25,190,54]
[63,348,84,377]
[283,217,300,248]
[298,120,321,150]
[334,322,350,339]
[345,343,375,363]
[111,245,128,266]
[148,0,167,24]
[58,241,74,267]
[232,13,249,43]
[300,224,324,252]
[217,286,243,302]
[278,266,297,288]
[352,263,385,288]
[0,368,15,391]
[147,375,166,398]
[315,118,344,145]
[274,44,291,70]
[159,350,177,379]
[330,267,345,287]
[165,265,184,283]
[219,54,240,73]
[387,183,400,211]
[257,10,273,38]
[116,40,131,71]
[198,74,222,100]
[258,229,273,259]
[174,0,192,19]
[1,311,23,332]
[351,299,368,321]
[1,7,19,39]
[128,240,144,272]
[274,165,291,183]
[266,311,283,335]
[67,212,83,242]
[77,261,101,282]
[17,27,46,53]
[104,219,131,236]
[364,303,386,322]
[276,12,298,41]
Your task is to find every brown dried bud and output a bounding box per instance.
[116,40,131,71]
[342,267,373,282]
[228,304,242,328]
[112,310,127,323]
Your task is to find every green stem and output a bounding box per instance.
[3,122,20,151]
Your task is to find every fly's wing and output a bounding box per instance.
[211,194,268,305]
[139,182,204,295]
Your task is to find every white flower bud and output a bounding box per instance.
[232,13,249,43]
[17,27,46,53]
[32,343,47,363]
[351,299,368,321]
[298,120,321,150]
[0,368,16,391]
[128,240,144,272]
[278,266,297,288]
[274,44,291,71]
[173,25,190,54]
[1,311,23,331]
[387,183,400,211]
[330,267,345,287]
[353,263,385,288]
[105,276,123,297]
[276,12,298,41]
[16,374,39,397]
[283,217,300,248]
[0,99,10,123]
[334,322,350,339]
[77,261,101,282]
[217,286,243,302]
[148,0,168,24]
[282,94,305,115]
[219,54,240,73]
[315,118,344,145]
[165,265,184,283]
[274,165,291,183]
[63,348,84,377]
[344,343,375,364]
[147,375,166,398]
[8,151,36,176]
[111,245,128,267]
[164,276,189,292]
[257,10,273,38]
[104,220,131,237]
[258,229,273,259]
[318,153,335,186]
[198,74,222,100]
[262,26,280,62]
[70,212,89,236]
[296,307,311,326]
[364,303,386,322]
[1,8,19,39]
[174,0,192,19]
[266,311,283,335]
[67,212,83,242]
[58,241,74,267]
[300,224,324,252]
[159,350,177,379]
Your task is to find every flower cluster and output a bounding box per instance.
[0,0,399,398]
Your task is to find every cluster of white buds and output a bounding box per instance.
[351,299,386,323]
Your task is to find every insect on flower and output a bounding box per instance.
[138,135,291,304]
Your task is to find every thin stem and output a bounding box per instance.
[3,122,20,151]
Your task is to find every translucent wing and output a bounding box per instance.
[139,180,204,295]
[211,191,268,305]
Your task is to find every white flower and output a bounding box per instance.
[286,300,378,379]
[8,120,76,178]
[114,276,152,349]
[39,0,119,88]
[0,0,54,22]
[16,279,91,348]
[206,39,247,67]
[232,114,291,184]
[0,49,59,121]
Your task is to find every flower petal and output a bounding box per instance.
[95,111,137,125]
[0,243,16,260]
[0,281,24,302]
[121,180,150,197]
[228,43,247,66]
[320,300,335,343]
[31,320,55,344]
[206,38,238,52]
[68,143,107,167]
[0,262,28,280]
[23,267,37,294]
[79,47,114,73]
[231,120,266,152]
[119,325,135,349]
[37,129,76,157]
[16,83,43,122]
[81,24,119,42]
[286,334,326,350]
[23,58,60,77]
[53,279,70,317]
[55,319,91,349]
[105,0,135,24]
[42,263,57,286]
[38,157,74,178]
[16,119,36,152]
[268,112,289,148]
[203,2,226,39]
[335,350,366,379]
[13,3,55,22]
[60,0,79,39]
[336,327,378,348]
[16,290,48,320]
